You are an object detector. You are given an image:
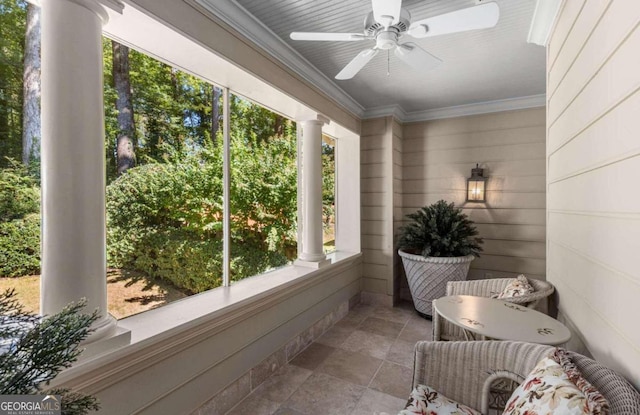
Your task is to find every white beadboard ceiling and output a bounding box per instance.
[211,0,546,116]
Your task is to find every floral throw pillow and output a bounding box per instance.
[399,384,481,415]
[503,353,609,415]
[550,349,609,414]
[495,274,534,299]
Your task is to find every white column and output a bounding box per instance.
[40,0,115,341]
[295,116,331,268]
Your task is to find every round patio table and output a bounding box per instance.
[433,295,571,346]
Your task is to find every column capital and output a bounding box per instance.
[49,0,121,24]
[298,114,330,126]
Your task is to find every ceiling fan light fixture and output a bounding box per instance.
[376,31,398,50]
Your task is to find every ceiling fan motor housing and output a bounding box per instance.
[364,8,411,36]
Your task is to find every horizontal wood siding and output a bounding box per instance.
[361,117,394,297]
[547,1,640,388]
[402,108,546,284]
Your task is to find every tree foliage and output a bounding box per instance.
[0,0,26,165]
[0,1,336,296]
[0,161,40,276]
[0,289,100,414]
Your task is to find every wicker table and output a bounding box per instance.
[433,295,571,345]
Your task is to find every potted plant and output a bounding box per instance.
[398,200,483,318]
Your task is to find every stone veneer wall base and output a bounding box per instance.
[193,292,362,414]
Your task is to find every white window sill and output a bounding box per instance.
[52,251,361,386]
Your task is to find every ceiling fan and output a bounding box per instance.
[290,0,500,80]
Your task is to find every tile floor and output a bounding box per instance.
[226,303,433,415]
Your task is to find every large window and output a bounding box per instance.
[230,94,298,282]
[1,0,356,323]
[322,135,336,254]
[0,17,303,318]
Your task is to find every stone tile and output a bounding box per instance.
[341,330,394,360]
[369,361,413,400]
[351,388,407,415]
[316,325,353,348]
[285,335,302,361]
[252,364,313,403]
[317,349,383,386]
[386,339,415,368]
[349,293,362,310]
[340,304,375,323]
[398,320,433,343]
[272,406,307,415]
[226,396,280,415]
[335,314,363,329]
[359,316,405,339]
[289,342,335,371]
[283,372,365,415]
[337,301,350,319]
[198,372,251,415]
[251,348,287,389]
[371,307,412,324]
[361,292,393,307]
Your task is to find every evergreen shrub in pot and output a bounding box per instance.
[398,200,483,318]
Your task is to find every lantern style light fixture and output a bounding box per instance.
[467,164,487,202]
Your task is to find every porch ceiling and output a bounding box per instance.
[227,0,546,114]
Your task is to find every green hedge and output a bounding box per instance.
[106,146,295,294]
[0,213,40,277]
[0,164,41,277]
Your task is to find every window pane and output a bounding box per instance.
[0,0,40,313]
[322,135,336,254]
[229,93,297,282]
[104,41,224,318]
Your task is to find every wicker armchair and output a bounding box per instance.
[410,341,640,414]
[433,277,555,341]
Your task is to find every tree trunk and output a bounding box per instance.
[274,114,285,137]
[112,41,135,175]
[211,87,221,143]
[22,3,41,165]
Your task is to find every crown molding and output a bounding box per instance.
[363,94,546,123]
[362,104,407,121]
[404,94,546,122]
[193,0,365,118]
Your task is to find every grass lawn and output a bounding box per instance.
[0,270,188,319]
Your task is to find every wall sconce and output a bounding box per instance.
[467,164,487,202]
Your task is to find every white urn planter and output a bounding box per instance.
[398,250,474,317]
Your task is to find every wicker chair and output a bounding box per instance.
[433,277,555,341]
[410,341,640,414]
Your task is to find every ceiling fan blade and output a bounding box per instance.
[372,0,402,28]
[407,2,500,38]
[394,43,442,72]
[335,49,379,80]
[290,32,366,42]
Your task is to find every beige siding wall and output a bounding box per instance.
[547,1,640,388]
[361,117,401,301]
[363,110,547,303]
[402,108,547,291]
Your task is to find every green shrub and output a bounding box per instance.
[0,213,40,277]
[129,227,223,293]
[106,144,297,293]
[0,163,41,277]
[0,161,40,222]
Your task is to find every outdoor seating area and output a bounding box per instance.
[0,0,638,414]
